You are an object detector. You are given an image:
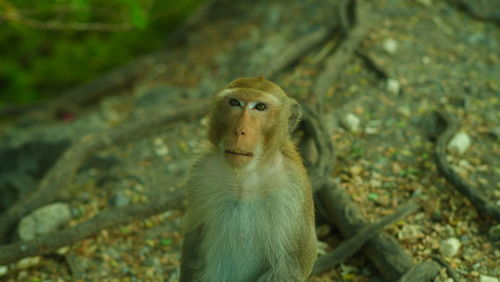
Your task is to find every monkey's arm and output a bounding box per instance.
[257,207,317,281]
[179,227,202,282]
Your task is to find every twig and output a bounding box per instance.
[339,0,355,33]
[300,107,335,190]
[316,181,416,281]
[0,103,205,242]
[65,252,84,280]
[264,28,334,79]
[432,255,462,282]
[355,50,389,80]
[299,2,418,278]
[300,104,416,280]
[397,259,441,282]
[0,12,132,31]
[434,111,500,220]
[446,0,500,25]
[0,190,184,265]
[313,0,373,99]
[312,200,419,274]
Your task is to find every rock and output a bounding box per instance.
[153,138,169,157]
[383,38,398,54]
[440,237,461,257]
[109,192,131,207]
[365,120,381,135]
[17,202,71,241]
[447,132,471,155]
[397,106,411,117]
[0,265,7,276]
[398,224,424,242]
[422,56,431,64]
[479,275,498,282]
[341,113,361,132]
[17,256,41,269]
[350,165,363,176]
[386,78,400,94]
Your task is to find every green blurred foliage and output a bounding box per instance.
[0,0,205,106]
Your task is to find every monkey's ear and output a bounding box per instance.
[288,100,302,133]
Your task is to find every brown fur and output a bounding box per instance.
[180,77,316,281]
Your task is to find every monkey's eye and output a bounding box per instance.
[254,103,267,111]
[229,98,241,107]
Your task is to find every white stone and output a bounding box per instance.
[398,224,423,242]
[447,132,471,155]
[18,202,71,241]
[16,256,41,269]
[341,113,361,132]
[440,237,461,257]
[365,120,381,135]
[383,38,398,54]
[479,275,498,282]
[386,78,400,94]
[0,265,7,276]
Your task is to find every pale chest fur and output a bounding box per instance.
[187,151,304,282]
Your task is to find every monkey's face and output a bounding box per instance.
[210,90,282,169]
[208,77,301,169]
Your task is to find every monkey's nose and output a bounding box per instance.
[235,130,246,136]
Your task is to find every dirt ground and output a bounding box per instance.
[0,0,498,281]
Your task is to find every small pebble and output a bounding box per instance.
[398,224,423,242]
[386,78,400,94]
[479,275,498,282]
[365,120,381,135]
[447,132,471,155]
[397,106,411,117]
[18,203,71,241]
[109,192,131,207]
[383,38,398,54]
[350,165,363,176]
[341,113,361,132]
[0,265,7,276]
[440,237,461,257]
[17,256,41,269]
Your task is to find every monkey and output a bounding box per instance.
[180,77,317,282]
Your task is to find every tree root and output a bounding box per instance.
[434,111,500,220]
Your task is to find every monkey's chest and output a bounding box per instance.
[199,199,287,281]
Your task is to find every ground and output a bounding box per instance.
[0,0,498,281]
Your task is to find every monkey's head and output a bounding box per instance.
[207,77,302,168]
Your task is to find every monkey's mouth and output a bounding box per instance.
[224,149,254,157]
